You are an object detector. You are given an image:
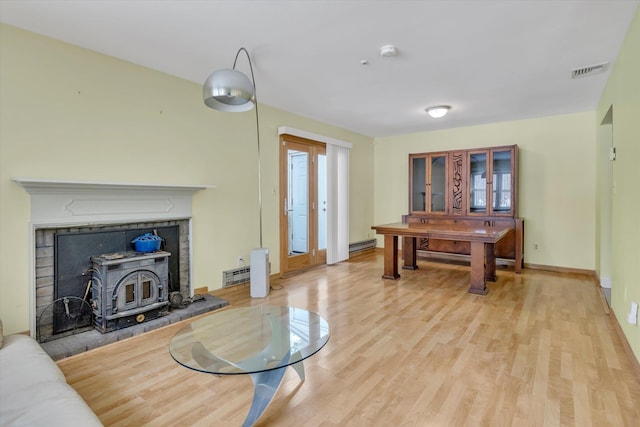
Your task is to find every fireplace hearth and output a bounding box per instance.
[40,293,229,360]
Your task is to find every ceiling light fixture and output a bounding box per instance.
[426,105,451,118]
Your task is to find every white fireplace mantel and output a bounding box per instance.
[15,177,213,337]
[14,177,212,194]
[13,177,213,226]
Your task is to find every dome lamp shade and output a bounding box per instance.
[203,68,255,112]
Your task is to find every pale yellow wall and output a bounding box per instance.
[374,112,596,270]
[0,24,374,334]
[596,8,640,360]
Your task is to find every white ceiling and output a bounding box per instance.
[1,0,637,137]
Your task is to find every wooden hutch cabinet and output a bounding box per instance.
[404,144,523,271]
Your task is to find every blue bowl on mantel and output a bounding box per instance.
[131,233,162,253]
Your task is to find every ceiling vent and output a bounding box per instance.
[571,62,609,79]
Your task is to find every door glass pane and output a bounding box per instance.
[317,154,327,251]
[412,157,426,211]
[142,279,151,299]
[125,283,135,303]
[469,153,487,213]
[492,150,512,212]
[288,149,308,256]
[430,156,446,212]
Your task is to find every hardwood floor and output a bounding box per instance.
[57,249,640,426]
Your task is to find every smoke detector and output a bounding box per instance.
[571,62,609,79]
[380,45,397,57]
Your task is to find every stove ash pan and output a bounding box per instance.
[91,251,171,333]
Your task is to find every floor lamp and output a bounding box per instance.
[203,47,269,298]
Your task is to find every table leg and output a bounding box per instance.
[469,241,488,295]
[515,218,524,274]
[291,360,305,381]
[193,341,305,427]
[402,236,418,270]
[382,235,400,279]
[485,243,497,282]
[244,366,289,427]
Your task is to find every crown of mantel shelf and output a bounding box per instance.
[13,178,214,194]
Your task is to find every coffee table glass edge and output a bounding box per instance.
[169,305,330,376]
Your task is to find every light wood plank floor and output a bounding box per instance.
[57,250,640,426]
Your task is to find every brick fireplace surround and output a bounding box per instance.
[14,178,221,357]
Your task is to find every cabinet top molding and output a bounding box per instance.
[408,143,518,156]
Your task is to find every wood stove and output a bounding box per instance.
[90,251,170,333]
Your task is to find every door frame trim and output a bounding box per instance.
[279,134,326,275]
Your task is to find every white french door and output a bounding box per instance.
[289,151,309,254]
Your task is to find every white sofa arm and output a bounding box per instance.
[0,334,102,426]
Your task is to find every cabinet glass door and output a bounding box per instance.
[492,149,512,214]
[469,152,487,213]
[430,156,446,212]
[411,157,426,212]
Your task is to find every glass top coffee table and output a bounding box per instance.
[169,305,330,427]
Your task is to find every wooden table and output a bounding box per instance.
[371,222,511,295]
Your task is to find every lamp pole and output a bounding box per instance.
[233,48,263,249]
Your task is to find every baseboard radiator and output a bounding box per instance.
[349,239,377,254]
[223,241,375,285]
[222,266,251,288]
